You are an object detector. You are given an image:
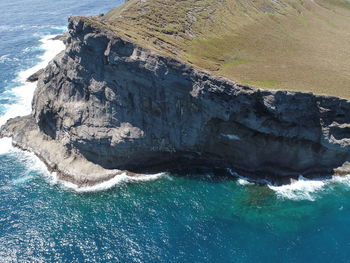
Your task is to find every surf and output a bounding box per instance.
[54,172,168,193]
[0,34,65,128]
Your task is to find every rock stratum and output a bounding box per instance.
[1,16,350,186]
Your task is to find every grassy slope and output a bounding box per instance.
[95,0,350,98]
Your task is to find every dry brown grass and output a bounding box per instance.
[94,0,350,98]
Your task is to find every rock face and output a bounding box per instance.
[50,33,69,42]
[1,17,350,185]
[26,69,44,82]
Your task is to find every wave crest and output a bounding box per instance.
[52,172,167,193]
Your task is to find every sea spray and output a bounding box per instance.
[55,172,168,193]
[226,168,350,201]
[0,137,14,155]
[1,143,52,185]
[0,33,346,196]
[227,168,267,186]
[0,33,169,191]
[268,176,326,201]
[0,35,65,127]
[0,34,64,182]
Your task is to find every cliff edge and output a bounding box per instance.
[98,0,350,98]
[1,15,349,186]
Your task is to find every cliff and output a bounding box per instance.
[98,0,350,98]
[1,16,349,186]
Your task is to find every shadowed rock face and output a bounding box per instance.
[1,17,350,185]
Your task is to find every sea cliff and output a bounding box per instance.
[1,17,350,186]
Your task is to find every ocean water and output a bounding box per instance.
[1,0,350,262]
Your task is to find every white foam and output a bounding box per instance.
[12,174,35,185]
[54,172,167,193]
[227,168,332,201]
[0,35,65,127]
[3,32,343,197]
[268,176,325,201]
[267,174,350,201]
[59,173,130,193]
[3,146,51,185]
[61,168,348,195]
[0,54,20,63]
[227,168,254,185]
[0,137,14,155]
[127,172,166,182]
[327,174,350,187]
[18,35,65,82]
[0,33,64,185]
[0,31,168,192]
[0,54,10,63]
[12,148,50,176]
[237,178,254,185]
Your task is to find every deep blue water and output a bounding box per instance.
[1,0,350,262]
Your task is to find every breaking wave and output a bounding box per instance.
[54,172,168,193]
[0,33,64,185]
[227,168,350,201]
[0,31,168,192]
[1,32,347,196]
[0,35,65,128]
[268,176,326,201]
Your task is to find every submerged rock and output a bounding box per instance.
[1,17,350,186]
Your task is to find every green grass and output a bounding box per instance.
[91,0,350,99]
[222,59,253,68]
[245,80,281,89]
[323,0,350,9]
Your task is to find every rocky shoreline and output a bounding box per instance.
[1,16,350,187]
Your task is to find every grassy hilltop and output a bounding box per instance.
[90,0,350,98]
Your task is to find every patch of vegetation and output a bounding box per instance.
[245,80,281,89]
[156,25,182,35]
[322,0,350,9]
[222,59,253,69]
[88,0,350,98]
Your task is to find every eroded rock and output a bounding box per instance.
[1,17,350,185]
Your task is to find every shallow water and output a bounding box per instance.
[1,0,350,262]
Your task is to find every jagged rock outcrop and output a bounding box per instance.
[26,69,44,82]
[1,17,350,185]
[50,33,69,42]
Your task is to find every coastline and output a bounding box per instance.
[1,17,349,190]
[3,126,350,198]
[0,116,166,189]
[1,114,350,189]
[0,31,166,191]
[4,1,350,260]
[0,35,66,127]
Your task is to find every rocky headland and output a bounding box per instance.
[1,2,350,187]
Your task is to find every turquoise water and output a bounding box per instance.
[1,1,350,262]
